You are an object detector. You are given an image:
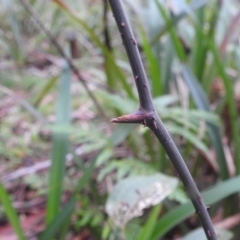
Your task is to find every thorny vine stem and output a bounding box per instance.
[108,0,217,239]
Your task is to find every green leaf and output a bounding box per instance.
[96,148,113,166]
[53,0,135,99]
[104,54,135,99]
[167,124,211,160]
[40,199,75,240]
[106,174,178,227]
[135,204,161,240]
[41,157,96,239]
[96,91,137,114]
[151,0,208,45]
[191,6,206,81]
[140,26,162,96]
[209,42,240,174]
[0,183,26,240]
[46,62,71,224]
[182,227,233,240]
[98,158,156,182]
[75,157,97,192]
[181,65,229,180]
[97,163,118,182]
[153,95,179,108]
[2,0,24,62]
[161,36,175,92]
[110,124,136,146]
[151,175,240,239]
[33,76,58,107]
[155,0,186,62]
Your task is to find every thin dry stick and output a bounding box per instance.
[19,0,108,121]
[108,0,217,239]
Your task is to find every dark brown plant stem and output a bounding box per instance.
[19,0,108,121]
[108,0,216,239]
[66,31,80,59]
[103,0,112,51]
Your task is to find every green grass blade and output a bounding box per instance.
[41,157,96,239]
[161,36,174,92]
[151,175,240,240]
[74,157,97,193]
[0,183,26,240]
[53,0,105,52]
[181,65,229,179]
[155,0,186,62]
[191,7,206,81]
[140,27,162,96]
[151,0,208,46]
[3,0,24,63]
[104,55,117,89]
[168,124,211,159]
[53,0,135,99]
[135,204,161,240]
[46,62,71,224]
[191,3,219,82]
[110,124,136,146]
[40,199,75,240]
[210,42,240,174]
[111,61,136,99]
[104,55,135,99]
[33,76,58,107]
[181,66,209,109]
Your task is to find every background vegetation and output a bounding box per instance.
[0,0,240,239]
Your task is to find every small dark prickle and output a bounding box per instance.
[131,37,137,45]
[135,75,139,80]
[143,119,147,127]
[197,196,203,202]
[152,117,157,129]
[121,22,125,27]
[143,83,147,87]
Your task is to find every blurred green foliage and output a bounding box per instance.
[0,0,240,239]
